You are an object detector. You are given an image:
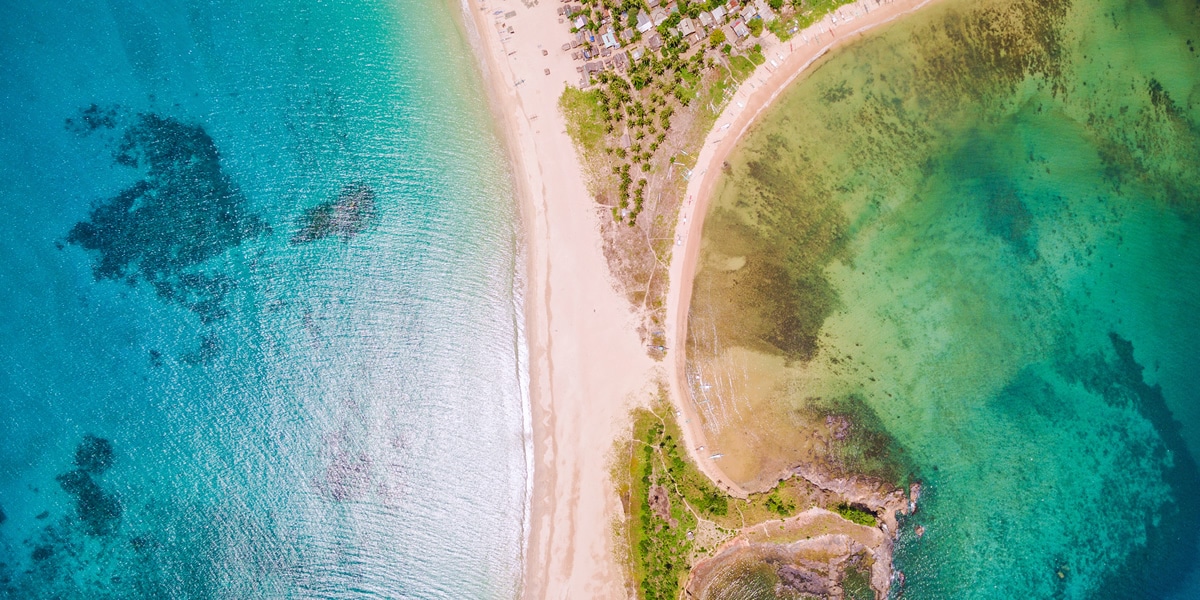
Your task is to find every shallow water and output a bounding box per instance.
[0,0,528,597]
[689,0,1200,596]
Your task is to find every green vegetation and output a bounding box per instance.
[728,54,756,81]
[834,504,877,527]
[619,407,701,600]
[748,17,765,38]
[559,88,606,153]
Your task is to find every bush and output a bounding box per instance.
[748,17,764,37]
[834,503,878,527]
[709,28,726,47]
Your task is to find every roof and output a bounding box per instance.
[602,31,618,47]
[647,32,663,49]
[732,19,750,38]
[711,5,727,20]
[678,17,696,36]
[651,8,668,26]
[636,11,654,32]
[698,11,714,26]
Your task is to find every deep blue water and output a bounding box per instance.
[0,0,529,597]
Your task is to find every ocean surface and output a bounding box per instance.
[688,0,1200,596]
[0,0,529,597]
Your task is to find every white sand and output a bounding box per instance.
[460,0,656,597]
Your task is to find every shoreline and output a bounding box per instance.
[455,0,657,597]
[454,0,946,595]
[663,0,945,498]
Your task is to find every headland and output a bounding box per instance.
[455,0,944,596]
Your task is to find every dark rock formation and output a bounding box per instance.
[56,435,122,536]
[67,112,268,323]
[291,182,377,244]
[55,470,121,536]
[74,434,114,474]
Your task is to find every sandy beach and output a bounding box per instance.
[459,0,658,597]
[663,0,943,496]
[457,0,940,596]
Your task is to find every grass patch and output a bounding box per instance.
[728,55,756,82]
[559,87,606,153]
[621,406,701,600]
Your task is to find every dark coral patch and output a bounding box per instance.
[64,104,119,136]
[74,434,114,474]
[55,470,121,537]
[291,182,377,244]
[66,112,268,323]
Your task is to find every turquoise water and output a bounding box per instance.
[689,0,1200,596]
[0,0,528,597]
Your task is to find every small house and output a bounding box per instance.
[636,10,654,32]
[731,19,750,38]
[678,17,697,38]
[647,32,664,50]
[601,27,619,48]
[651,8,669,26]
[698,11,714,28]
[712,5,727,21]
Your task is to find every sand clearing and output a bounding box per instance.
[456,0,941,596]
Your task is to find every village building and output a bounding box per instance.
[647,31,664,50]
[756,0,776,21]
[601,27,619,48]
[631,46,645,60]
[731,19,750,38]
[711,5,727,21]
[651,8,669,27]
[636,10,654,32]
[698,11,714,28]
[678,17,697,39]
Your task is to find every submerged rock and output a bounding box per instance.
[74,434,114,474]
[56,469,121,536]
[291,182,377,244]
[66,112,268,323]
